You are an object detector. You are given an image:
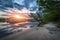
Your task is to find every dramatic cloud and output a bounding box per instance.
[14,0,24,5]
[0,0,38,15]
[14,0,38,12]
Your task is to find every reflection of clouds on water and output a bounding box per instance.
[12,22,39,27]
[0,28,13,38]
[0,22,38,38]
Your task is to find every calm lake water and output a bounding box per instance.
[0,22,39,38]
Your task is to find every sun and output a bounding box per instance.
[15,15,21,18]
[14,14,26,19]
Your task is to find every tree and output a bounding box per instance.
[31,0,60,26]
[37,0,60,22]
[30,13,43,26]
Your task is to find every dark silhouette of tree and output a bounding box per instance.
[31,0,60,27]
[37,0,60,22]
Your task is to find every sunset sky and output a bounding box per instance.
[0,0,38,15]
[13,0,38,14]
[14,0,38,11]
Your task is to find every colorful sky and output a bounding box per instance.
[0,0,38,15]
[14,0,38,11]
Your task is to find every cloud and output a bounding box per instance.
[29,0,37,8]
[0,0,38,15]
[23,0,34,9]
[28,0,38,11]
[11,7,37,13]
[14,0,24,5]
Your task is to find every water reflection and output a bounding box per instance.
[11,22,38,27]
[0,22,38,38]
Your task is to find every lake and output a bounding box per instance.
[0,22,39,38]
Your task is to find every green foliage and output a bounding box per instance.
[30,13,41,21]
[30,13,39,21]
[30,13,43,26]
[37,0,60,22]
